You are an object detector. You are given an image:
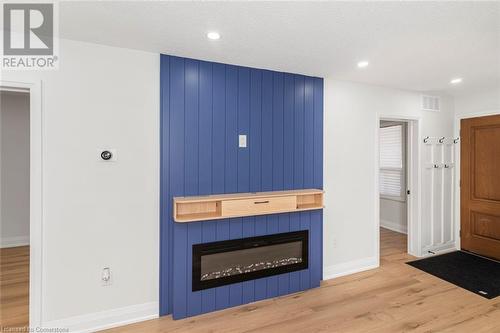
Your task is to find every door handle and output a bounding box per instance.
[254,200,270,204]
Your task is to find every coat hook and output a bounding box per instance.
[434,164,439,168]
[438,137,445,144]
[453,137,460,144]
[444,164,450,168]
[423,136,430,143]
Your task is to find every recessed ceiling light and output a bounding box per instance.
[357,61,369,68]
[207,32,220,40]
[450,78,463,84]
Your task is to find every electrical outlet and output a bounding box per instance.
[101,267,112,286]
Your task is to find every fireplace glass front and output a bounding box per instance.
[192,230,308,291]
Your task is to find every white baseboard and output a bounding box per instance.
[43,302,158,333]
[419,241,457,258]
[380,220,407,234]
[323,256,379,280]
[0,235,29,248]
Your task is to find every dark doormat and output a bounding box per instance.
[407,251,500,299]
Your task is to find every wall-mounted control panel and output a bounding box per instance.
[98,149,117,162]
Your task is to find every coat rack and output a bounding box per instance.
[423,136,459,144]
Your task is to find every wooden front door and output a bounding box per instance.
[461,114,500,260]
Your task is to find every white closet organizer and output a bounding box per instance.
[421,136,457,253]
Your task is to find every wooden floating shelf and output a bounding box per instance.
[173,189,324,223]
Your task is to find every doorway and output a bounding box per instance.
[460,114,500,260]
[377,117,420,261]
[379,121,408,258]
[0,80,42,329]
[0,89,30,328]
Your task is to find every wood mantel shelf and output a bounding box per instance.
[173,189,324,223]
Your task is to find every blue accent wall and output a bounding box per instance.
[160,54,323,319]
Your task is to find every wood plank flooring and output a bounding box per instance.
[0,246,29,330]
[106,228,500,333]
[2,230,500,332]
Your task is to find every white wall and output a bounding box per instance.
[2,39,160,330]
[323,79,455,278]
[454,87,500,117]
[0,91,30,248]
[380,199,407,234]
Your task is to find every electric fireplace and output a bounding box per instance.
[192,231,308,291]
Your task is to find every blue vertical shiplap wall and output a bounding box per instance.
[160,54,323,319]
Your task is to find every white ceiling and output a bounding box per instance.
[59,1,500,96]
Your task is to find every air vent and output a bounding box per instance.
[422,95,440,112]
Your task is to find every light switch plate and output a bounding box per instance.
[239,135,247,148]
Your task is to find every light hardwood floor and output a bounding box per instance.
[2,230,500,332]
[106,228,500,333]
[0,246,29,330]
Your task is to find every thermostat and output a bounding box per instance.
[101,150,113,161]
[98,149,117,162]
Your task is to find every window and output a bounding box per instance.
[379,124,405,200]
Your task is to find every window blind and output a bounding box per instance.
[380,125,404,198]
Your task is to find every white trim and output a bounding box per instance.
[380,221,407,235]
[0,235,30,248]
[1,80,43,328]
[323,257,378,280]
[419,241,457,258]
[374,117,381,269]
[43,302,159,333]
[0,86,30,93]
[453,109,500,251]
[376,115,421,258]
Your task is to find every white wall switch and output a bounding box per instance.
[239,135,247,148]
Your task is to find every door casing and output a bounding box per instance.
[376,115,421,257]
[1,80,43,328]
